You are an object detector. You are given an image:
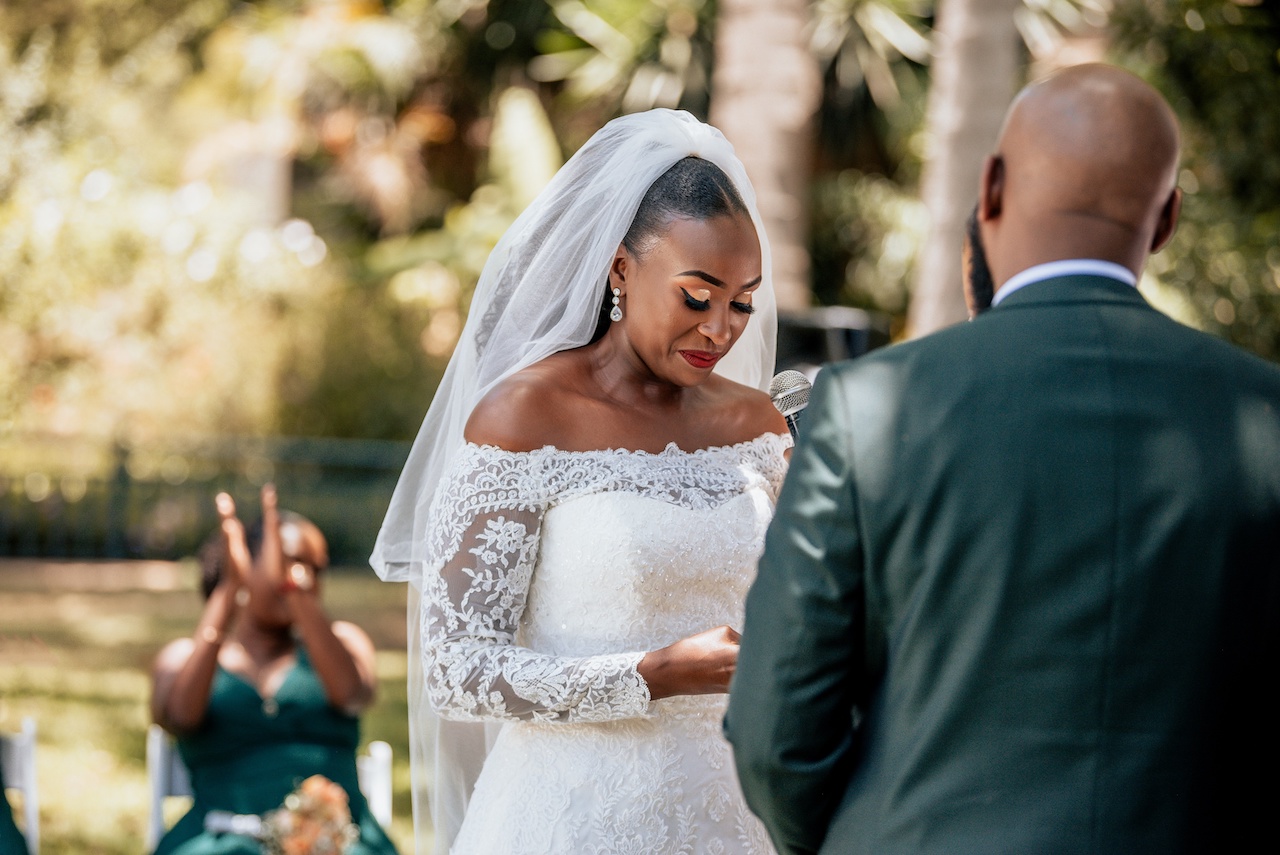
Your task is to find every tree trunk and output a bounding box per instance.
[710,0,821,312]
[906,0,1021,337]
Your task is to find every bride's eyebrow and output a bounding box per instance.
[676,270,763,291]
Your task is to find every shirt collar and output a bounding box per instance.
[992,259,1137,307]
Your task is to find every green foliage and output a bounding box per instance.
[811,169,927,324]
[300,85,563,439]
[1115,0,1280,212]
[0,1,506,443]
[0,3,335,442]
[535,0,714,117]
[0,0,603,445]
[1112,0,1280,359]
[804,2,933,333]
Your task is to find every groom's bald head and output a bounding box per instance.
[977,64,1182,291]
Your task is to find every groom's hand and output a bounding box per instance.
[638,626,740,700]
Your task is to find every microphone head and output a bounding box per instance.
[769,370,812,418]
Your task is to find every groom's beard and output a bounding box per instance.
[964,205,995,316]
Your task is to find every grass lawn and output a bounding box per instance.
[0,558,419,854]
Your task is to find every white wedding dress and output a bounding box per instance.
[420,432,790,854]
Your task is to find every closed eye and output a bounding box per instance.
[681,288,711,311]
[731,301,755,315]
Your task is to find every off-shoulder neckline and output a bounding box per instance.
[462,431,792,459]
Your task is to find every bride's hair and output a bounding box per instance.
[591,156,750,341]
[622,156,748,257]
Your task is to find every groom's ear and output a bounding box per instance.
[1150,187,1182,253]
[979,154,1004,222]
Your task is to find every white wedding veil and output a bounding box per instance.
[369,108,777,854]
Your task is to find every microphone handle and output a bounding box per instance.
[784,412,800,439]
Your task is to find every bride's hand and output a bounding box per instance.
[638,626,740,700]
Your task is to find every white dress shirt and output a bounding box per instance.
[992,259,1137,307]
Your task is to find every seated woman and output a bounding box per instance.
[150,485,398,855]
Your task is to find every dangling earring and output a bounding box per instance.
[610,288,623,322]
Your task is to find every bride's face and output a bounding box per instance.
[611,213,762,386]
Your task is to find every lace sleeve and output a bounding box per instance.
[744,432,793,502]
[420,444,651,724]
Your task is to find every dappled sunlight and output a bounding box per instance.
[40,741,152,852]
[62,604,160,649]
[0,665,149,708]
[1,687,153,851]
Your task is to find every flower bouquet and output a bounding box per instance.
[260,775,360,855]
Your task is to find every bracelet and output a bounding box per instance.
[199,625,224,645]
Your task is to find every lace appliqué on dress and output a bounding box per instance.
[420,434,791,726]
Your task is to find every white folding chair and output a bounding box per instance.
[356,740,393,828]
[146,724,393,849]
[146,724,193,851]
[0,717,39,855]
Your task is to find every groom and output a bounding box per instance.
[726,64,1280,854]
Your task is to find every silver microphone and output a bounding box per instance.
[769,370,812,439]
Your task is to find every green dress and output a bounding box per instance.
[152,647,398,855]
[0,763,29,854]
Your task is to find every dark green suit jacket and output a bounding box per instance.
[726,275,1280,854]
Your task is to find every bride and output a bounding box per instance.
[372,109,788,854]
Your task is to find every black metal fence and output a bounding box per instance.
[0,434,411,566]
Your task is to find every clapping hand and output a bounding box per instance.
[214,484,283,592]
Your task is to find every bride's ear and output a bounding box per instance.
[609,244,629,290]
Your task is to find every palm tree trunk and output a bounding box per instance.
[906,0,1021,337]
[710,0,822,312]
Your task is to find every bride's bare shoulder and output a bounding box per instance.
[700,375,789,444]
[464,354,582,452]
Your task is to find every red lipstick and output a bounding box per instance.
[680,350,721,369]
